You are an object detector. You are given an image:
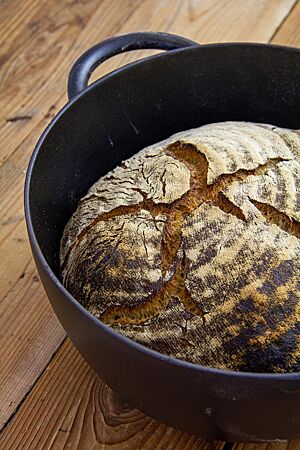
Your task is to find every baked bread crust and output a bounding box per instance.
[60,122,300,373]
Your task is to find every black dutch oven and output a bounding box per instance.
[25,32,300,442]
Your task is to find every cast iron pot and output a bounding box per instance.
[25,32,300,442]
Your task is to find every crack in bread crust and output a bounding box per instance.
[100,252,206,325]
[251,199,300,238]
[62,143,293,275]
[72,143,297,327]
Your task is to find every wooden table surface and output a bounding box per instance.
[1,1,300,448]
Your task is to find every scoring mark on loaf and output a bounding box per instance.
[100,252,206,325]
[62,140,299,327]
[251,200,300,238]
[61,190,170,272]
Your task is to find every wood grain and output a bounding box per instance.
[272,0,300,44]
[0,0,299,448]
[0,253,65,430]
[0,340,223,450]
[89,0,297,83]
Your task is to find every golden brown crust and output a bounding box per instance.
[60,122,300,373]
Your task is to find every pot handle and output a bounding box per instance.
[68,32,198,99]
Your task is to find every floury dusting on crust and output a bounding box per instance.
[60,121,300,373]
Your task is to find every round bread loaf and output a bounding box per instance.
[60,122,300,373]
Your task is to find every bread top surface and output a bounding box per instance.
[60,121,300,373]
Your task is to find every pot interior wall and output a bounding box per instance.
[28,45,300,276]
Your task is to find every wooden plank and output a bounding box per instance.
[123,0,295,42]
[0,340,223,450]
[0,0,299,447]
[0,0,41,46]
[0,0,101,164]
[272,0,300,44]
[0,255,65,430]
[90,0,297,83]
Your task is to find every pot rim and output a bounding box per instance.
[25,41,300,381]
